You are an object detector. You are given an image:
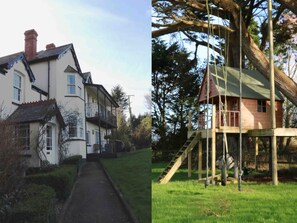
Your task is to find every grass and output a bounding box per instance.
[152,162,297,223]
[100,148,151,223]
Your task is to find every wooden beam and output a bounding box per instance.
[198,141,202,179]
[248,128,297,137]
[255,137,259,170]
[188,151,192,177]
[211,105,216,184]
[274,128,297,137]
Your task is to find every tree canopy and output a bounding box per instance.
[152,0,297,105]
[152,39,201,159]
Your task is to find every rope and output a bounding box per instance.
[238,7,243,192]
[210,9,229,176]
[205,0,211,188]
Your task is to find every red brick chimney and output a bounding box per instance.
[24,29,38,60]
[46,43,56,50]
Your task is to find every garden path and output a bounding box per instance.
[59,161,131,223]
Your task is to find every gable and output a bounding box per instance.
[198,69,219,102]
[64,65,78,73]
[0,52,35,82]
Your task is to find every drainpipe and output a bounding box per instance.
[97,88,101,153]
[84,85,87,157]
[47,60,50,98]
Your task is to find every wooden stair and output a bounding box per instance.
[158,132,200,184]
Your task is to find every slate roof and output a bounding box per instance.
[7,99,65,127]
[0,52,35,82]
[208,66,284,101]
[82,72,93,84]
[29,43,82,74]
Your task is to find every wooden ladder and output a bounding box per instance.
[158,132,200,184]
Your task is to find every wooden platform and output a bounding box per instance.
[193,128,297,138]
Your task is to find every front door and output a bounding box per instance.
[45,124,56,164]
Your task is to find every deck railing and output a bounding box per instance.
[198,110,239,129]
[86,103,116,126]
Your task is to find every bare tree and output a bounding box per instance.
[0,121,26,222]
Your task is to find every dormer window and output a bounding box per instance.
[13,72,23,103]
[67,75,76,94]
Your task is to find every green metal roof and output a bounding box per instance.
[209,66,284,101]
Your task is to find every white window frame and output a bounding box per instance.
[86,131,90,145]
[67,75,76,95]
[13,72,23,103]
[16,124,30,150]
[68,122,77,138]
[78,86,82,98]
[95,130,100,144]
[68,116,84,139]
[46,125,53,150]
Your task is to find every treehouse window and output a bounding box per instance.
[257,100,266,112]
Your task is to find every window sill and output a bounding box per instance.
[12,101,22,106]
[65,95,84,101]
[67,138,85,142]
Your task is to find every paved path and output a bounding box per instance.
[59,162,131,223]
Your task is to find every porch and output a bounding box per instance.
[198,109,239,130]
[86,103,117,128]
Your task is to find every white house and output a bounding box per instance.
[0,29,119,166]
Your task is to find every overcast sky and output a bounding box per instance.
[0,0,151,115]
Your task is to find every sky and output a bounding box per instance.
[0,0,151,116]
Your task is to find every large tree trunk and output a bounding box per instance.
[276,0,297,16]
[215,0,297,106]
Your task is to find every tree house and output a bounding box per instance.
[198,66,284,131]
[158,66,297,184]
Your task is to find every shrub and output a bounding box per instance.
[25,165,77,200]
[26,165,57,176]
[11,184,56,223]
[61,155,82,173]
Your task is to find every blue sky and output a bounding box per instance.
[0,0,151,115]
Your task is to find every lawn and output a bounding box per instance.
[100,148,151,223]
[152,162,297,223]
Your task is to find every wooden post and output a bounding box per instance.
[268,0,278,186]
[188,151,192,177]
[198,140,202,179]
[211,104,216,184]
[188,110,192,177]
[255,137,259,170]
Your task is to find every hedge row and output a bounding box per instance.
[11,184,56,223]
[25,164,77,201]
[61,155,82,173]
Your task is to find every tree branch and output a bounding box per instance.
[276,0,297,16]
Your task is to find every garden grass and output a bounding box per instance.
[152,162,297,223]
[100,148,151,223]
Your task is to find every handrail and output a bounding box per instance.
[198,110,239,129]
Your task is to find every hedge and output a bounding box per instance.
[11,184,56,223]
[25,165,77,200]
[61,155,82,173]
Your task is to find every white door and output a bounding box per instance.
[45,124,56,164]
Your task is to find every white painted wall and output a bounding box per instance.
[29,49,87,159]
[0,60,41,118]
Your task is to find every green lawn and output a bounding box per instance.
[100,148,151,223]
[152,162,297,223]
